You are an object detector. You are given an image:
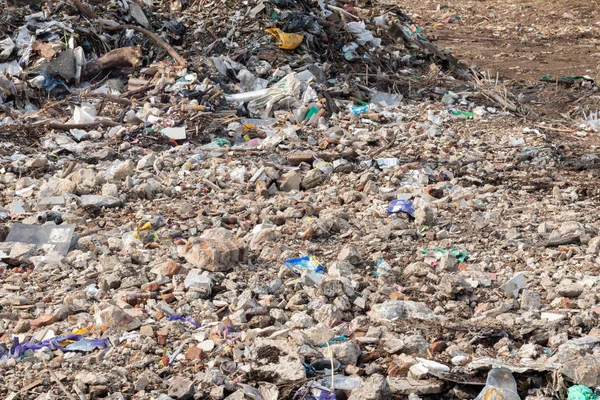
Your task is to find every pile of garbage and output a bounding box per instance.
[1,0,600,399]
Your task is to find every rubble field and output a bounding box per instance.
[1,0,600,399]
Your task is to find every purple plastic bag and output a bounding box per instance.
[169,314,200,329]
[387,199,415,216]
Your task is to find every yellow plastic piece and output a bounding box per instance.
[266,28,304,50]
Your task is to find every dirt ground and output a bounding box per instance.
[398,0,600,121]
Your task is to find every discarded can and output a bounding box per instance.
[36,210,64,224]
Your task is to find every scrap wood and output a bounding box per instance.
[49,370,78,400]
[46,119,121,130]
[82,46,142,77]
[535,235,581,248]
[83,92,133,106]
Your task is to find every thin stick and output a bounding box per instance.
[101,23,188,67]
[325,341,334,390]
[84,93,132,106]
[49,370,78,400]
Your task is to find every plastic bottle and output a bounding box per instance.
[475,368,520,400]
[122,292,158,306]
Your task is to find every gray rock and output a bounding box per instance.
[167,376,195,400]
[330,340,361,365]
[414,206,435,226]
[75,371,109,386]
[328,260,354,277]
[348,374,392,400]
[438,253,457,271]
[101,183,119,198]
[388,378,444,395]
[561,355,600,388]
[280,171,301,192]
[112,160,135,180]
[404,262,430,277]
[79,195,122,208]
[370,300,438,322]
[438,274,473,298]
[587,236,600,255]
[520,289,541,311]
[337,244,362,265]
[556,279,583,298]
[499,273,526,298]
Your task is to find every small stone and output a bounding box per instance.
[140,325,154,338]
[541,312,565,322]
[347,374,391,400]
[161,260,181,276]
[79,195,121,208]
[185,346,203,360]
[520,290,541,311]
[198,340,215,352]
[157,329,169,345]
[179,228,246,272]
[435,229,449,240]
[561,355,600,388]
[14,319,30,333]
[499,273,526,298]
[505,227,521,240]
[414,206,435,226]
[280,171,301,192]
[112,160,135,180]
[161,293,176,303]
[328,261,354,277]
[75,371,109,386]
[556,279,584,298]
[429,341,447,353]
[30,314,55,328]
[337,244,362,265]
[167,376,195,400]
[330,341,361,365]
[587,236,600,255]
[101,183,119,198]
[388,378,444,395]
[437,253,457,272]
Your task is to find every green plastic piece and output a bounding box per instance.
[212,138,232,147]
[451,110,475,119]
[541,74,595,83]
[422,248,469,262]
[304,105,320,120]
[568,385,597,400]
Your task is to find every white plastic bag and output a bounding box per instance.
[247,73,300,119]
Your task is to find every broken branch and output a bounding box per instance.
[46,119,121,130]
[101,23,188,67]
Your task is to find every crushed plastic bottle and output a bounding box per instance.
[283,255,325,275]
[374,259,392,277]
[65,338,110,352]
[474,368,520,400]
